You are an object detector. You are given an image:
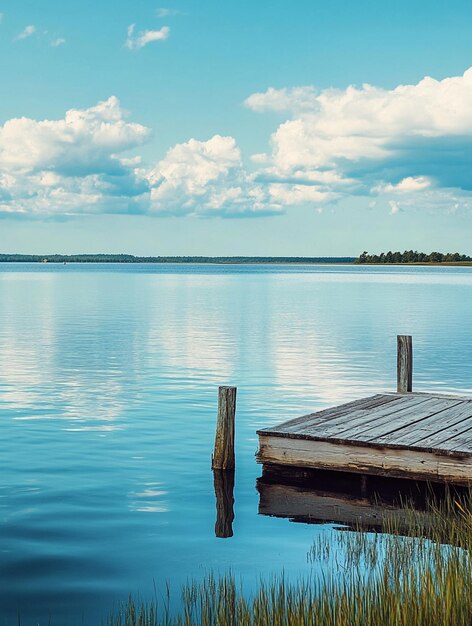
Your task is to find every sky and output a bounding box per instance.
[1,0,472,256]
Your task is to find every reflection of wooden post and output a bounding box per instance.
[397,335,413,393]
[212,386,236,470]
[213,469,235,538]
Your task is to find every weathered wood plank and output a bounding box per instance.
[263,393,472,439]
[257,434,472,484]
[303,395,430,439]
[378,402,472,448]
[349,398,463,443]
[433,425,472,453]
[260,394,397,435]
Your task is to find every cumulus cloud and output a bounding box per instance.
[51,37,66,47]
[6,66,472,220]
[0,96,150,175]
[245,67,472,212]
[16,25,36,40]
[0,103,283,218]
[0,97,151,217]
[145,135,282,217]
[126,24,170,50]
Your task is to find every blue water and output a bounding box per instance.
[1,263,472,625]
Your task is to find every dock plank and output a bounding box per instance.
[378,402,472,448]
[303,395,431,439]
[257,392,472,484]
[266,394,397,435]
[431,424,472,453]
[348,398,463,443]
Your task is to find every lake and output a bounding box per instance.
[1,263,472,625]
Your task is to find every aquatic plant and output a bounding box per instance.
[108,488,472,626]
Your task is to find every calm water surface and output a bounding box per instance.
[1,263,472,625]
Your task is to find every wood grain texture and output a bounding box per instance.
[353,398,463,443]
[379,402,472,447]
[397,335,413,393]
[257,434,472,484]
[304,395,431,439]
[212,386,236,470]
[257,391,472,484]
[261,394,398,435]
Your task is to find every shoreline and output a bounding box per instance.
[1,253,472,266]
[0,260,471,266]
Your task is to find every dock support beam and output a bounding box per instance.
[397,335,413,393]
[212,386,237,470]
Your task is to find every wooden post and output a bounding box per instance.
[397,335,413,393]
[213,469,235,538]
[212,386,237,470]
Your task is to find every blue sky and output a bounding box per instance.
[1,0,472,255]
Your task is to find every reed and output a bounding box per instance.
[108,488,472,626]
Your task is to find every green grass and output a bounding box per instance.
[107,488,472,626]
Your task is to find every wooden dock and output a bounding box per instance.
[257,337,472,485]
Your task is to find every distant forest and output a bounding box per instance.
[0,254,356,264]
[356,251,472,264]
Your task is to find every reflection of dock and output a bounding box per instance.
[257,466,459,532]
[257,392,472,484]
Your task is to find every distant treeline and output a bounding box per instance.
[357,250,472,264]
[0,254,356,264]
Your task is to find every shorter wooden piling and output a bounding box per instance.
[212,386,237,470]
[397,335,413,393]
[213,469,235,538]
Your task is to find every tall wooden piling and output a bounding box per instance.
[212,386,237,470]
[397,335,413,393]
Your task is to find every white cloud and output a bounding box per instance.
[156,8,184,17]
[373,176,432,195]
[0,97,151,217]
[0,103,284,218]
[377,184,472,217]
[0,96,150,173]
[7,66,472,221]
[145,135,282,217]
[250,152,269,164]
[245,86,317,113]
[246,71,472,139]
[245,67,472,212]
[268,182,331,206]
[16,25,36,40]
[14,25,65,47]
[126,24,170,50]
